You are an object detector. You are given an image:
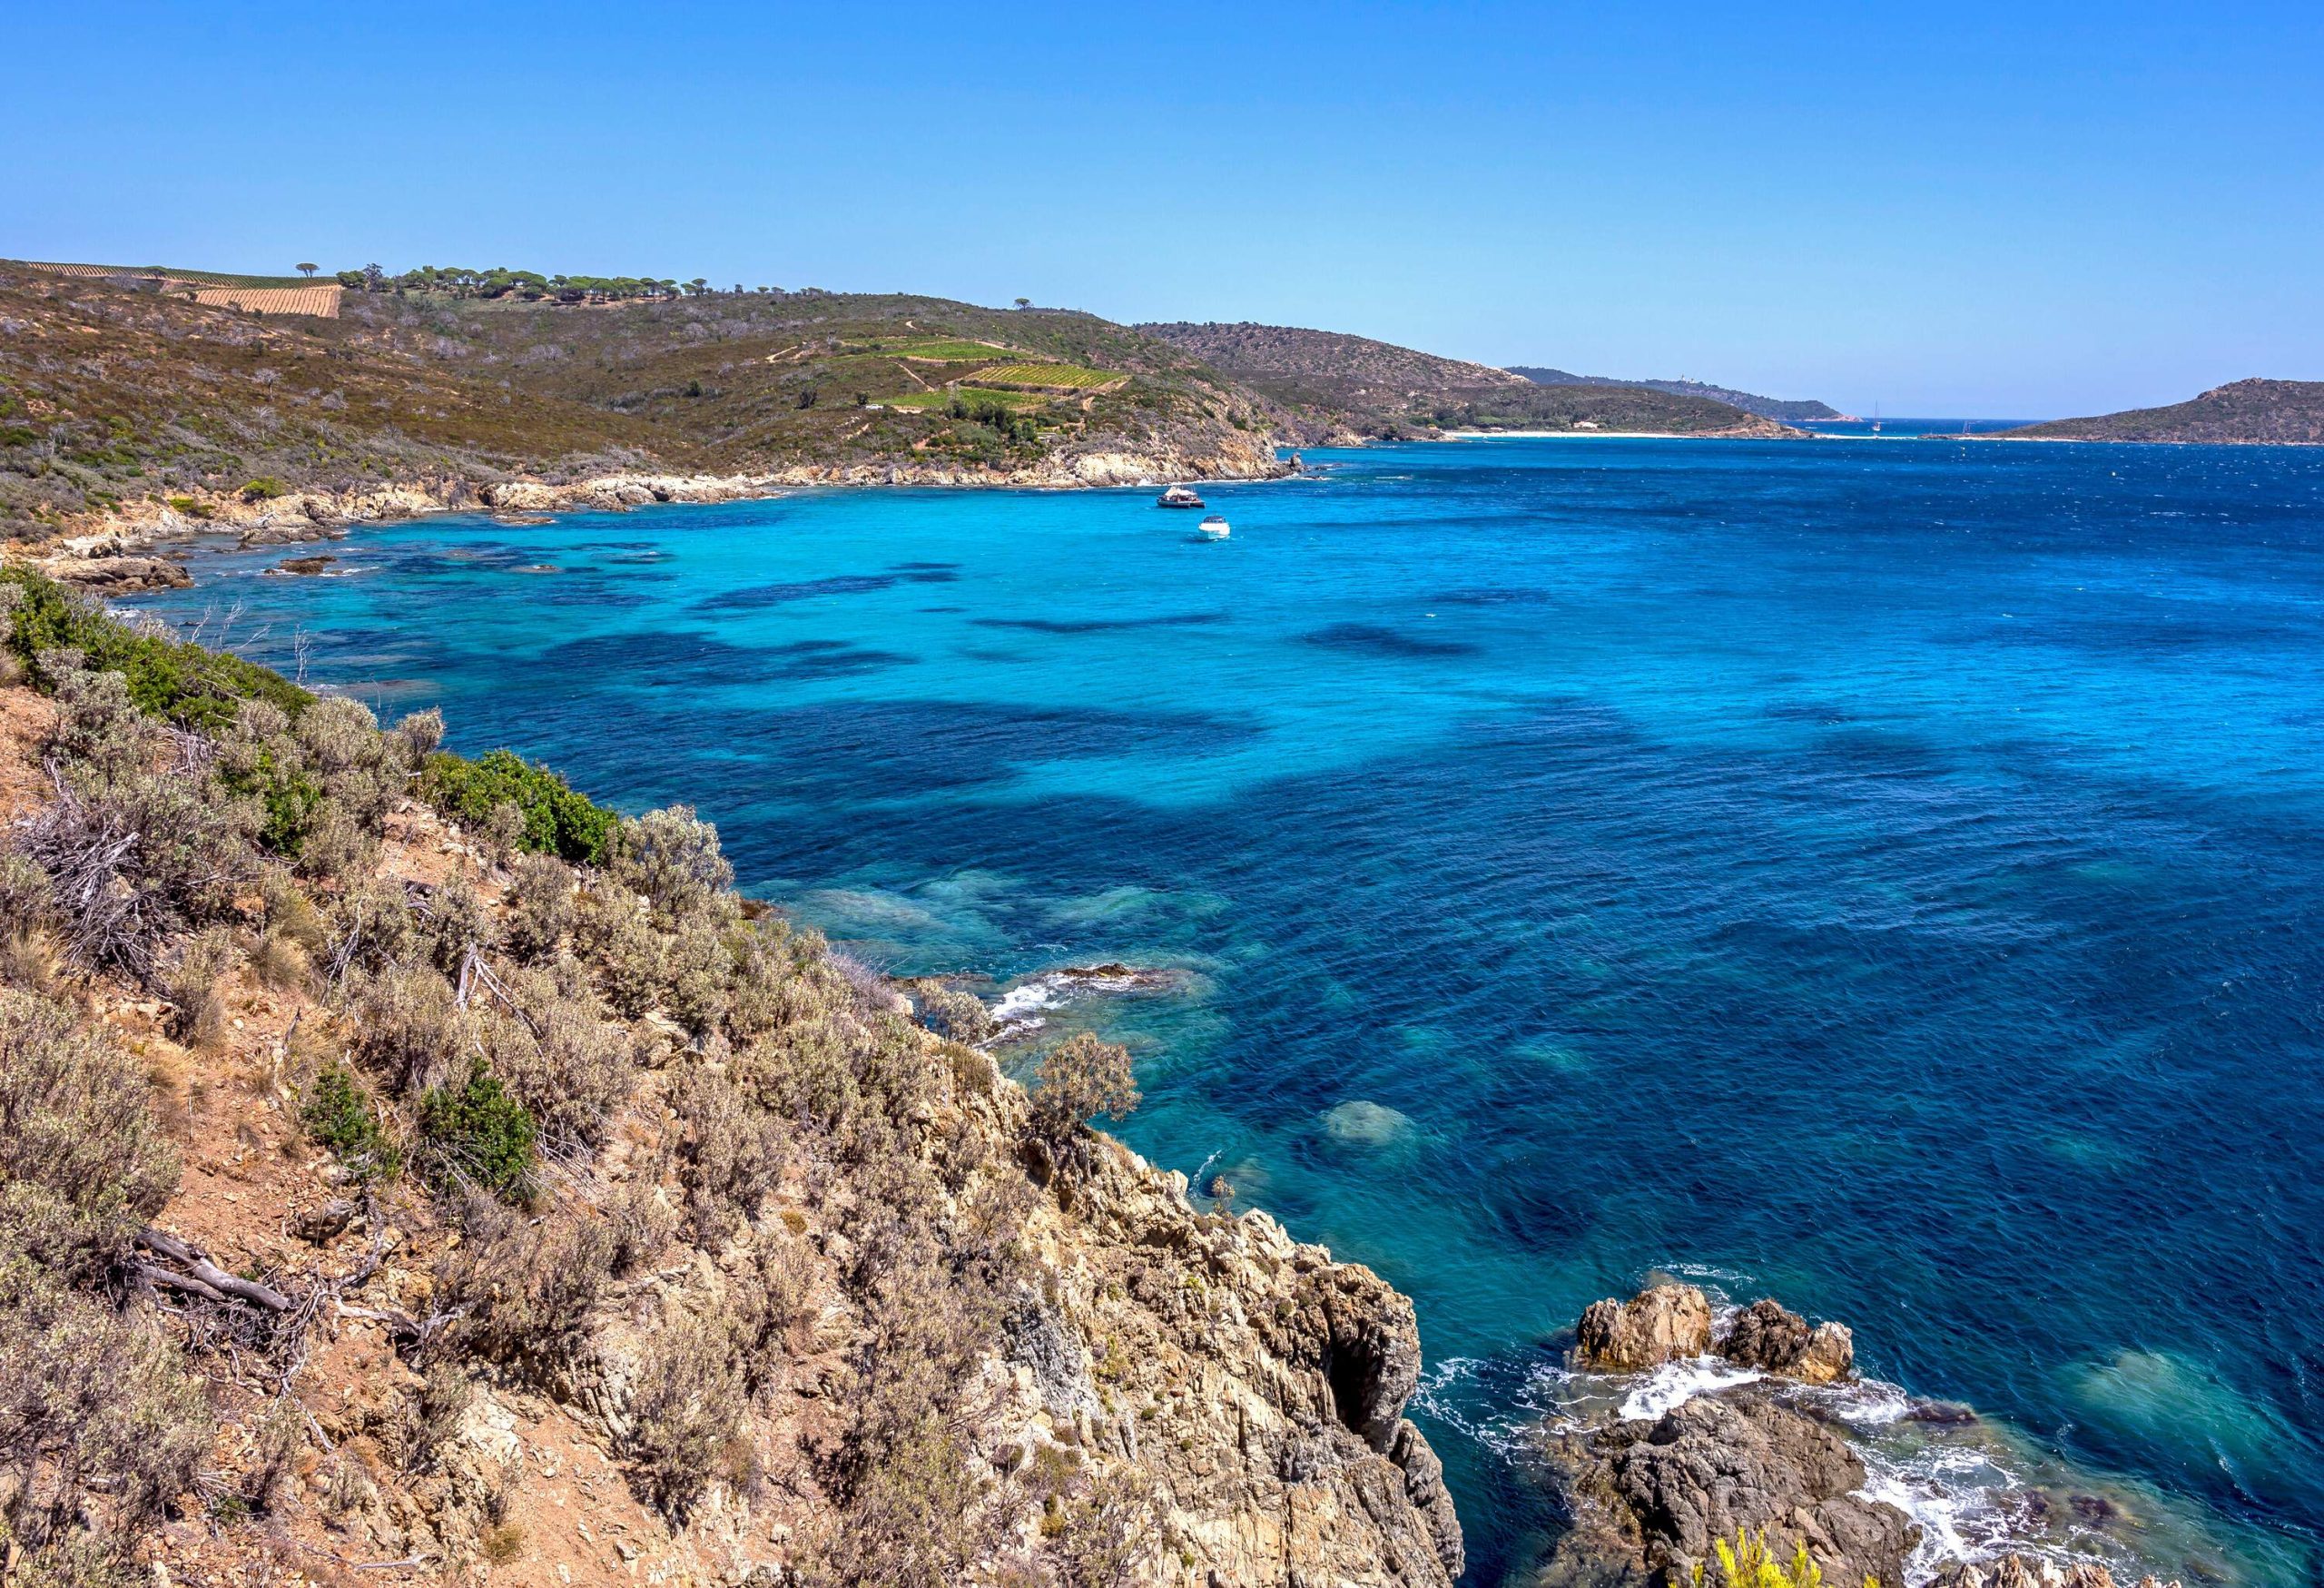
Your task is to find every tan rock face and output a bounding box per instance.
[1575,1283,1715,1370]
[1035,1132,1466,1586]
[1718,1297,1856,1384]
[1543,1392,1914,1588]
[1936,1553,2181,1588]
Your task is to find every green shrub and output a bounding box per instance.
[419,1060,537,1198]
[239,476,288,501]
[421,748,618,864]
[300,1060,401,1181]
[0,567,310,731]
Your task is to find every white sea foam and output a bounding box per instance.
[990,978,1064,1026]
[1853,1436,2037,1584]
[1619,1357,1761,1420]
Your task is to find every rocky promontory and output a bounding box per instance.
[1539,1284,1908,1584]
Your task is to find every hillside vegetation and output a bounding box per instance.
[1139,321,1798,439]
[0,262,1289,543]
[1997,379,2324,444]
[0,570,1463,1588]
[1505,366,1841,423]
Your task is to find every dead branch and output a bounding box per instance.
[136,1227,292,1312]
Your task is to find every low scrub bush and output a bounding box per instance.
[436,1197,616,1377]
[421,749,616,864]
[300,1060,402,1181]
[1030,1032,1140,1187]
[484,989,636,1159]
[15,757,260,982]
[625,1314,748,1517]
[904,980,994,1046]
[577,885,664,1018]
[418,1060,537,1199]
[0,1258,212,1552]
[670,1062,786,1239]
[161,926,237,1048]
[504,853,575,963]
[0,990,179,1267]
[349,961,466,1095]
[392,1361,474,1474]
[608,804,733,921]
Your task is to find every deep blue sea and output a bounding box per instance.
[137,432,2324,1585]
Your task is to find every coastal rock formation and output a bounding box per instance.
[1058,1134,1466,1583]
[1576,1283,1715,1370]
[1540,1391,1914,1588]
[1935,1555,2182,1588]
[1719,1297,1856,1385]
[35,550,192,592]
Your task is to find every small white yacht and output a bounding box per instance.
[1198,514,1230,539]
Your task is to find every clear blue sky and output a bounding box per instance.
[10,3,2320,417]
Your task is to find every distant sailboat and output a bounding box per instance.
[1870,402,1883,436]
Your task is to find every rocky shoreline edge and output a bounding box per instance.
[1537,1283,2182,1588]
[12,439,1295,593]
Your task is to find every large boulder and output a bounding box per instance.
[1719,1297,1855,1385]
[1576,1284,1715,1371]
[1544,1390,1914,1588]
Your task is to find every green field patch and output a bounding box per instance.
[886,387,1050,412]
[849,337,1020,362]
[972,361,1125,391]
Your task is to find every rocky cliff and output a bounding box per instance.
[0,578,1456,1588]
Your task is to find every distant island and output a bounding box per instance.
[1138,321,1801,440]
[1995,378,2324,444]
[1504,367,1842,424]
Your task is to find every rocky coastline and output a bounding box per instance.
[1532,1284,2186,1588]
[13,433,1292,593]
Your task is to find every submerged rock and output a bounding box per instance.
[1719,1297,1855,1385]
[1576,1283,1714,1371]
[1322,1099,1417,1149]
[1539,1390,1915,1588]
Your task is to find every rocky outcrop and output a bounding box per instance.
[1576,1284,1715,1371]
[1051,1129,1466,1585]
[1936,1555,2181,1588]
[1720,1298,1855,1385]
[1541,1391,1914,1588]
[1573,1285,1856,1386]
[36,551,192,592]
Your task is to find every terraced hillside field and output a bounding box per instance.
[0,261,1292,538]
[190,284,342,317]
[971,361,1126,391]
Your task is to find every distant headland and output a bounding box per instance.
[1994,378,2324,445]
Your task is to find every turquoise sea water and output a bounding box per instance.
[135,434,2324,1584]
